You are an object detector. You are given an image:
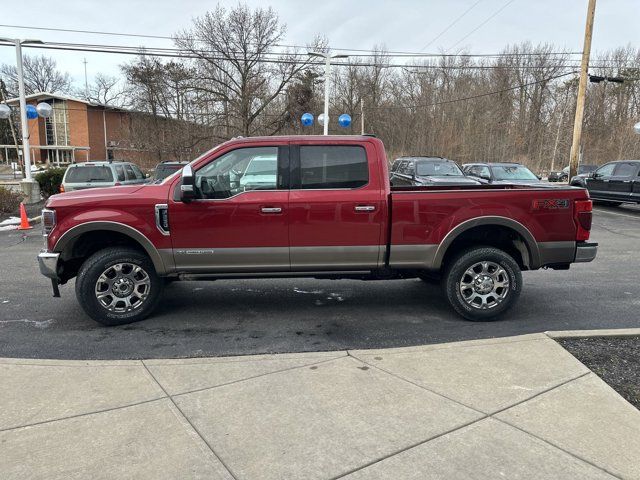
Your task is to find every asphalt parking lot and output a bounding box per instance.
[0,204,638,360]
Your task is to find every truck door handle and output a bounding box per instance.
[354,205,376,212]
[261,206,282,214]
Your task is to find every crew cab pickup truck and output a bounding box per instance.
[38,135,597,326]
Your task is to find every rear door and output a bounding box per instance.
[633,165,640,202]
[607,162,638,202]
[288,141,385,270]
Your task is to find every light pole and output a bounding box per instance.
[308,51,348,135]
[0,38,43,189]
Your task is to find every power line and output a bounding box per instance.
[365,71,577,110]
[447,0,518,52]
[0,41,599,70]
[0,22,584,58]
[421,0,484,51]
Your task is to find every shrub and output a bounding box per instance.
[35,168,66,197]
[0,187,22,214]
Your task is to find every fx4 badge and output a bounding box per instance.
[532,199,570,210]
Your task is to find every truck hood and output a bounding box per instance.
[46,184,148,207]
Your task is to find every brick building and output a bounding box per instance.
[4,92,161,167]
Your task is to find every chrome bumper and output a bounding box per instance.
[575,242,598,263]
[38,251,60,279]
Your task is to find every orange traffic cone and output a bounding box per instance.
[17,203,33,230]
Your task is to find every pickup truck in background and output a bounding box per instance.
[38,135,597,326]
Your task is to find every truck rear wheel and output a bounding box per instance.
[75,247,164,326]
[442,246,521,321]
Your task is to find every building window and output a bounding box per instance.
[44,99,69,146]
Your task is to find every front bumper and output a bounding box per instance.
[38,251,60,279]
[575,241,598,263]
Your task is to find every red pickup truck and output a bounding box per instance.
[38,135,597,326]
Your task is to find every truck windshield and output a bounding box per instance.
[416,161,463,176]
[491,165,538,180]
[65,166,113,183]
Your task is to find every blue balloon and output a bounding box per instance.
[301,112,314,126]
[338,114,352,128]
[26,104,38,120]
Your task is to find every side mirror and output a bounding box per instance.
[180,164,196,202]
[590,172,600,179]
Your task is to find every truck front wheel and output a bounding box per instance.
[442,246,522,321]
[75,247,164,326]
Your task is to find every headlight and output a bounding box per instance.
[42,208,56,235]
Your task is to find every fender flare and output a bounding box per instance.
[432,216,541,269]
[53,221,167,274]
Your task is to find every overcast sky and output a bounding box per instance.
[1,0,638,90]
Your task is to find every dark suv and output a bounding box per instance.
[583,160,640,206]
[390,156,480,186]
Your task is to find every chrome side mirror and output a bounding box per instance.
[180,164,195,202]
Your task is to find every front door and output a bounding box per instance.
[586,162,616,200]
[288,142,385,270]
[169,144,290,273]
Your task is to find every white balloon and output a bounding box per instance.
[318,113,328,126]
[634,121,640,135]
[0,104,11,120]
[36,102,53,118]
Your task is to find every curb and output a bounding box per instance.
[545,328,640,339]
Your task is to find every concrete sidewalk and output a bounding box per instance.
[1,333,638,480]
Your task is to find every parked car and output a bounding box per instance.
[38,135,596,326]
[462,163,545,185]
[390,156,481,186]
[60,161,148,193]
[582,160,640,206]
[152,161,188,182]
[550,164,597,183]
[568,164,599,188]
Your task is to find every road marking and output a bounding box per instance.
[593,208,640,220]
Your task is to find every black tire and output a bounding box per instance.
[417,271,440,284]
[593,200,622,207]
[442,246,522,321]
[75,247,164,326]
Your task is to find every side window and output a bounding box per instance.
[478,166,491,178]
[613,162,636,177]
[123,164,136,181]
[195,146,278,199]
[399,161,412,175]
[115,165,126,182]
[595,163,616,177]
[298,145,368,189]
[131,164,145,180]
[391,160,401,173]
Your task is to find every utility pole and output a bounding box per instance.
[83,58,89,99]
[307,51,349,135]
[568,0,596,179]
[360,98,364,135]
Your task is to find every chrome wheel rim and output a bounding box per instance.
[459,261,509,310]
[94,263,151,313]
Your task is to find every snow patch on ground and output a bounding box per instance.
[0,318,54,328]
[0,216,20,226]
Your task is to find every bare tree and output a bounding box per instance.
[0,55,71,97]
[174,4,314,136]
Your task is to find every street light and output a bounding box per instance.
[307,51,349,135]
[0,37,43,194]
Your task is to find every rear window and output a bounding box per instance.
[65,166,113,183]
[491,165,538,181]
[299,146,368,189]
[154,164,184,180]
[416,161,463,176]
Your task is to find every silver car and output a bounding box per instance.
[61,161,148,192]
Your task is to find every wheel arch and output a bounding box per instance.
[434,216,540,271]
[54,221,167,276]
